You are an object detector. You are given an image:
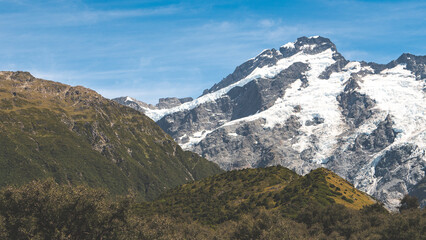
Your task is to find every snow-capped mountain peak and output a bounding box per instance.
[141,37,339,122]
[114,36,426,210]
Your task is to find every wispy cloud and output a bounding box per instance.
[339,50,370,62]
[0,3,182,27]
[67,5,182,24]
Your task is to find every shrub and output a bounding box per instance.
[0,179,135,239]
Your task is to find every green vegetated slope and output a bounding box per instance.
[0,71,222,200]
[136,166,376,224]
[0,170,424,240]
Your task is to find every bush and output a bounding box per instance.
[0,179,136,239]
[399,195,419,212]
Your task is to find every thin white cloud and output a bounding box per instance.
[340,50,370,62]
[0,4,182,27]
[99,6,181,18]
[258,19,276,28]
[29,70,84,86]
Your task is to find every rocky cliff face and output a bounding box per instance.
[115,36,425,209]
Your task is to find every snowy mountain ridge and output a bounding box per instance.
[114,36,426,209]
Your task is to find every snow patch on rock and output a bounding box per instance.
[282,42,295,49]
[359,64,425,148]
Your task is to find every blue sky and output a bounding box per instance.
[1,0,425,103]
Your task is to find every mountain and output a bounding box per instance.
[137,166,376,225]
[115,36,425,209]
[0,71,222,200]
[113,96,193,112]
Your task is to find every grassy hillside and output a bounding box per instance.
[0,71,222,200]
[274,168,376,216]
[136,166,376,224]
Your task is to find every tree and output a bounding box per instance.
[398,195,419,212]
